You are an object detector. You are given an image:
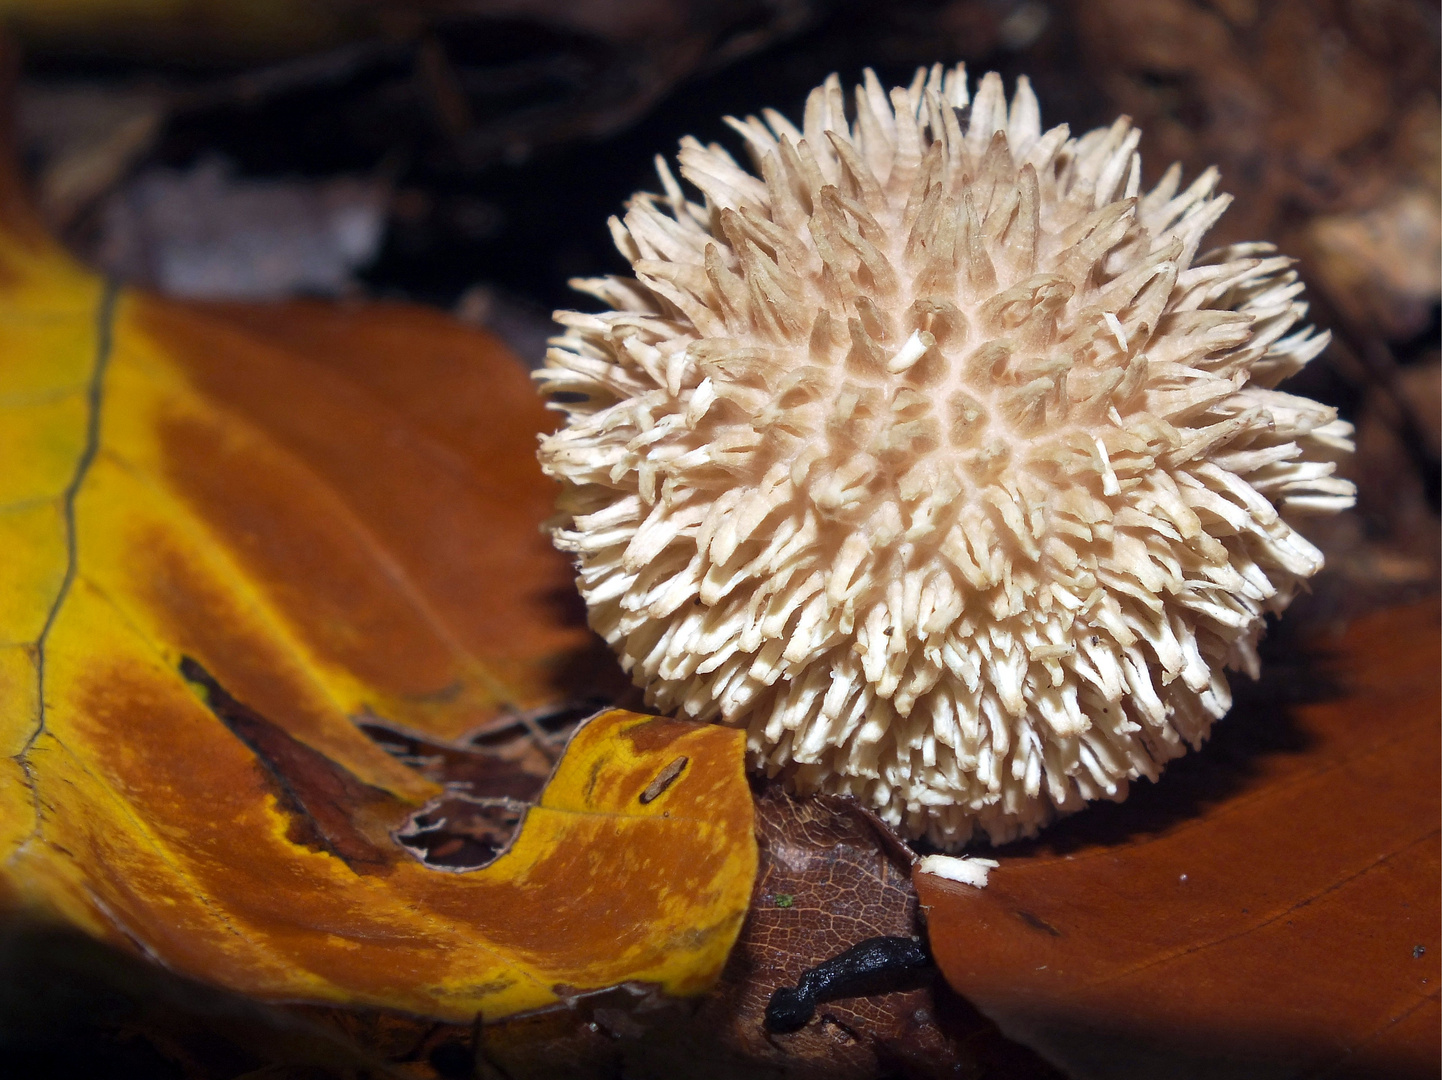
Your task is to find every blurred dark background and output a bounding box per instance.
[9,0,1440,614]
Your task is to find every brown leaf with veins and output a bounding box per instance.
[482,783,1062,1079]
[694,787,964,1077]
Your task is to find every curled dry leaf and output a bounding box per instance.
[0,162,757,1020]
[482,784,1062,1080]
[671,787,962,1078]
[917,599,1441,1079]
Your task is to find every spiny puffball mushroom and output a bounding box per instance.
[535,65,1355,847]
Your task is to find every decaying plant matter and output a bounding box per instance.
[536,65,1355,846]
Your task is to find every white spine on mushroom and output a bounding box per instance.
[536,65,1355,847]
[917,854,1000,888]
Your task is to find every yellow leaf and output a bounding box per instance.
[0,169,757,1020]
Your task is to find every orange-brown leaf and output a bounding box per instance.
[0,209,757,1019]
[917,600,1441,1078]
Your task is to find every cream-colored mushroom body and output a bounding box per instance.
[535,65,1355,847]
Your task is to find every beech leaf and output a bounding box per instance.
[0,173,757,1020]
[917,600,1441,1078]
